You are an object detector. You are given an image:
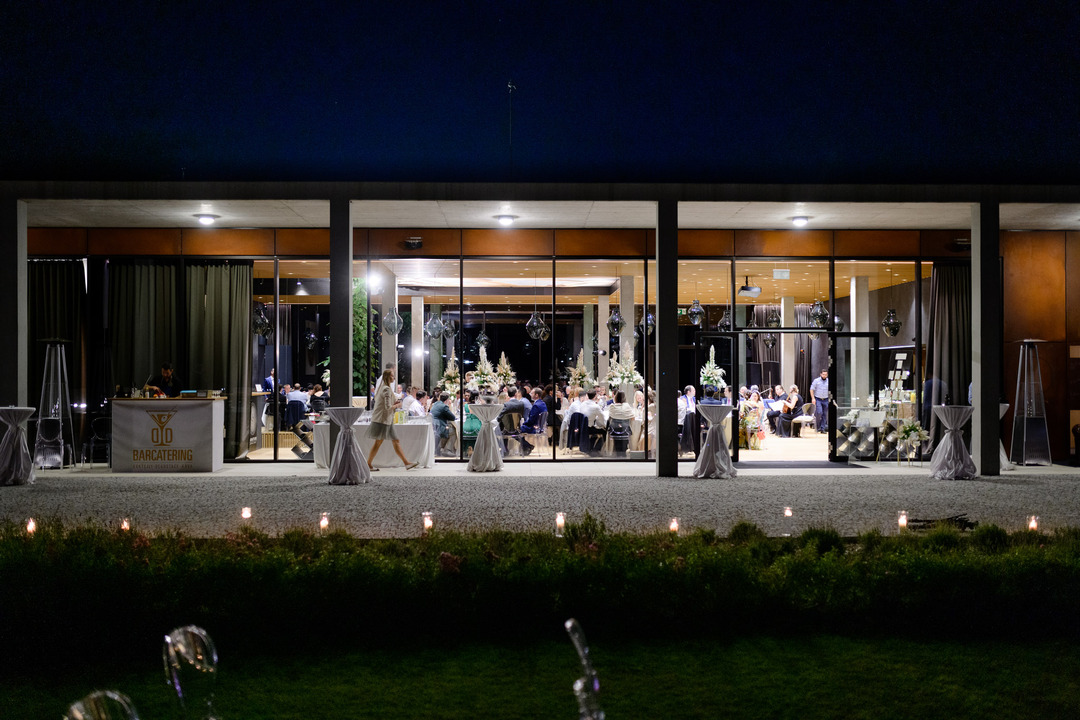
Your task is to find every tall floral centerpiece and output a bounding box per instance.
[699,345,728,390]
[467,346,499,394]
[604,352,644,389]
[895,419,929,465]
[494,351,517,388]
[567,348,595,391]
[438,348,460,393]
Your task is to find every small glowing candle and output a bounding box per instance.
[555,512,565,537]
[1028,515,1039,532]
[26,518,36,534]
[241,507,252,520]
[120,518,130,531]
[897,510,908,530]
[319,513,329,530]
[784,506,793,518]
[669,517,680,535]
[422,511,433,533]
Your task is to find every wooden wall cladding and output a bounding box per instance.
[645,229,656,255]
[28,228,87,255]
[275,228,330,256]
[920,230,971,257]
[677,229,735,256]
[181,228,274,256]
[1067,232,1080,343]
[735,230,832,256]
[353,228,368,256]
[1002,231,1066,343]
[1003,340,1069,461]
[88,228,181,256]
[555,229,645,256]
[834,230,918,257]
[369,229,460,256]
[464,228,552,256]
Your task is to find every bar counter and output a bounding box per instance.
[112,397,225,472]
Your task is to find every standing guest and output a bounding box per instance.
[367,368,418,471]
[809,369,830,433]
[700,386,723,405]
[430,392,457,455]
[146,362,183,398]
[263,368,275,393]
[678,385,698,456]
[542,385,560,438]
[723,386,734,405]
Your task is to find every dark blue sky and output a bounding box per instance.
[3,1,1078,183]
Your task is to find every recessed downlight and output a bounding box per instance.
[496,215,516,226]
[792,216,809,227]
[195,214,219,225]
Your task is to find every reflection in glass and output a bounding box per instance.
[881,309,902,337]
[526,311,546,339]
[382,307,404,336]
[606,307,626,337]
[64,690,140,720]
[686,299,706,326]
[163,625,219,720]
[424,312,445,338]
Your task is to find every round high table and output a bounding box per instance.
[325,407,371,485]
[0,407,36,486]
[693,404,736,479]
[930,405,977,480]
[467,404,504,472]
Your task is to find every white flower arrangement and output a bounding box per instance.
[494,351,517,388]
[466,346,499,393]
[438,348,460,391]
[604,352,644,389]
[699,345,728,389]
[567,348,595,390]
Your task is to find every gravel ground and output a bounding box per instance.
[3,462,1079,537]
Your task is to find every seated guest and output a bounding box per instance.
[401,386,418,415]
[777,384,802,437]
[408,390,429,417]
[309,384,330,413]
[581,389,607,454]
[287,383,311,409]
[147,361,183,398]
[606,391,634,457]
[430,392,457,454]
[520,388,548,456]
[499,386,527,419]
[766,384,787,434]
[606,390,635,421]
[700,385,723,405]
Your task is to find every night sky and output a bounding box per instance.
[3,1,1078,184]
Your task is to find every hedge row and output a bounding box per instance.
[4,516,1080,664]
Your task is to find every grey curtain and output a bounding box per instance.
[923,263,972,448]
[187,263,253,459]
[109,262,177,394]
[28,259,86,411]
[749,304,781,364]
[793,304,812,401]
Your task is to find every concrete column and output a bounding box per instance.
[655,200,679,477]
[0,198,27,406]
[851,276,870,406]
[379,268,398,390]
[429,303,443,388]
[411,295,424,391]
[781,296,796,390]
[972,201,1002,475]
[620,275,636,386]
[597,296,610,381]
[582,305,593,377]
[329,196,353,405]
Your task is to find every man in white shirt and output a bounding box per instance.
[401,386,418,415]
[566,388,587,418]
[580,389,607,455]
[408,390,429,417]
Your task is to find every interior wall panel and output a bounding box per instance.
[735,230,832,256]
[835,230,918,257]
[555,229,644,256]
[464,228,552,256]
[88,228,181,256]
[677,229,735,257]
[1001,231,1066,343]
[28,227,87,255]
[182,228,274,256]
[276,228,330,256]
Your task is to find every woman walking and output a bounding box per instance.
[368,369,419,471]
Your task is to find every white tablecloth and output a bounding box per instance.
[693,404,736,479]
[314,420,435,469]
[468,404,503,472]
[0,407,35,486]
[930,406,976,480]
[325,407,371,485]
[999,403,1015,471]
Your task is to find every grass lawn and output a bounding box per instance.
[5,634,1080,719]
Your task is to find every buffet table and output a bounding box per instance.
[112,398,225,472]
[314,419,435,469]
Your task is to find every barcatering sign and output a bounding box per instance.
[112,398,225,472]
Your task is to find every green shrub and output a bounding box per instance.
[971,524,1009,553]
[728,521,767,544]
[797,526,845,556]
[923,524,962,552]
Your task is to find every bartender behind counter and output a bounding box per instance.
[146,361,183,398]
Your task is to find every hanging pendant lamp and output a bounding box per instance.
[834,316,845,332]
[607,306,626,336]
[687,299,705,326]
[881,309,902,337]
[763,333,777,349]
[765,307,781,329]
[717,308,732,332]
[424,312,445,338]
[809,299,829,328]
[746,312,759,340]
[526,311,546,339]
[639,309,655,336]
[382,307,403,336]
[441,318,458,340]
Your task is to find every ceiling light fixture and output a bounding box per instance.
[195,214,219,225]
[792,216,809,227]
[496,215,516,226]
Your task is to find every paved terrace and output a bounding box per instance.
[3,461,1079,538]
